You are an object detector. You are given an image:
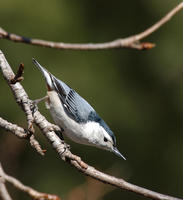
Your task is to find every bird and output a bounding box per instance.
[32,59,126,160]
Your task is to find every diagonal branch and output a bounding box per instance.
[0,52,182,200]
[131,1,183,41]
[0,163,61,200]
[0,54,46,156]
[0,2,182,51]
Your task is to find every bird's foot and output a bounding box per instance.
[55,130,65,141]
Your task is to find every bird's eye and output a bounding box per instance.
[104,137,108,142]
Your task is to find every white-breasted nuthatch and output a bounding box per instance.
[32,59,126,160]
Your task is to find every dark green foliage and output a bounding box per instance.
[0,1,183,199]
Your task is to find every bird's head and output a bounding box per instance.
[98,123,126,160]
[85,112,126,160]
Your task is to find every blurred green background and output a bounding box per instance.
[0,0,183,199]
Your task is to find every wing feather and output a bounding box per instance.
[51,75,94,123]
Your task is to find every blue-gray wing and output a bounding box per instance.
[51,75,116,145]
[65,89,95,123]
[51,75,94,123]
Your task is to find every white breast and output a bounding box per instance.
[46,91,101,146]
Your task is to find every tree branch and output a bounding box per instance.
[0,165,12,200]
[0,182,12,200]
[131,1,183,41]
[0,2,182,51]
[0,51,182,200]
[0,116,45,156]
[0,116,27,139]
[0,163,61,200]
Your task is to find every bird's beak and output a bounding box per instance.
[113,147,126,160]
[32,58,53,91]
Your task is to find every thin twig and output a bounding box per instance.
[0,52,182,200]
[0,117,45,156]
[0,182,12,200]
[0,116,27,139]
[0,2,182,50]
[10,63,24,84]
[0,166,12,200]
[134,2,183,41]
[0,27,154,50]
[0,163,61,200]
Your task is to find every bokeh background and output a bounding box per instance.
[0,1,183,199]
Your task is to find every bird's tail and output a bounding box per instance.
[32,58,53,91]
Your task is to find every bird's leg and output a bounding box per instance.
[33,95,49,105]
[31,95,48,115]
[55,128,70,150]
